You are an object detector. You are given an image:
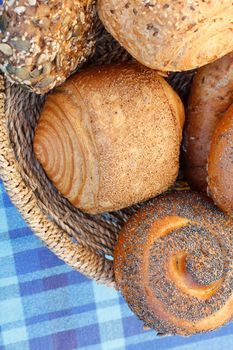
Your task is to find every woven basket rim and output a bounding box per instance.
[0,20,136,286]
[0,68,193,286]
[0,74,116,287]
[0,19,195,285]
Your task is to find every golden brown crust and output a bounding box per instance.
[0,0,96,93]
[208,104,233,216]
[34,62,184,214]
[98,0,233,72]
[114,191,233,335]
[183,52,233,191]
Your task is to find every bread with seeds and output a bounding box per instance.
[98,0,233,71]
[114,191,233,335]
[0,0,96,94]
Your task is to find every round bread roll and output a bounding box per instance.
[0,0,96,94]
[98,0,233,72]
[183,52,233,192]
[34,62,184,214]
[208,104,233,216]
[114,191,233,336]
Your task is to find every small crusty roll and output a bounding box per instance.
[183,52,233,191]
[98,0,233,72]
[208,104,233,216]
[114,191,233,335]
[34,62,184,214]
[0,0,96,93]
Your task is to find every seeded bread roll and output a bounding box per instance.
[0,0,96,94]
[114,191,233,335]
[98,0,233,72]
[34,62,184,214]
[208,104,233,216]
[183,52,233,192]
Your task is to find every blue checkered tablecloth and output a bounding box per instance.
[0,0,232,348]
[0,181,233,350]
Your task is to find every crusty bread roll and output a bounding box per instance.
[114,191,233,335]
[98,0,233,72]
[34,62,184,214]
[208,104,233,216]
[0,0,96,93]
[183,52,233,192]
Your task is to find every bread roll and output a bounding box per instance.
[34,62,184,214]
[0,0,95,93]
[208,104,233,216]
[114,191,233,335]
[183,52,233,191]
[98,0,233,72]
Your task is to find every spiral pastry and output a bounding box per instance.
[114,191,233,335]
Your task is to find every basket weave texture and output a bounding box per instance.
[0,18,194,287]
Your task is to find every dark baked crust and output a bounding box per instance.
[208,104,233,216]
[114,191,233,335]
[183,52,233,191]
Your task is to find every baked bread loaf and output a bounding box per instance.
[98,0,233,72]
[34,62,184,214]
[114,191,233,336]
[183,52,233,191]
[0,0,96,94]
[208,104,233,216]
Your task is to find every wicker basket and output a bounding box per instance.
[0,19,194,288]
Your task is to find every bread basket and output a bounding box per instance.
[0,18,194,287]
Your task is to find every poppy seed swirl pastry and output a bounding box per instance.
[114,191,233,335]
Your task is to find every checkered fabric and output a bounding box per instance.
[0,180,232,350]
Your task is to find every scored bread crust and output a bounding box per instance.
[98,0,233,72]
[34,62,184,214]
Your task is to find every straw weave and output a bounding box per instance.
[0,19,194,286]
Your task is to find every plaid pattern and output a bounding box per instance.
[0,180,233,350]
[0,0,232,348]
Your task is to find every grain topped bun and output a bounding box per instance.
[0,0,96,93]
[98,0,233,72]
[34,62,184,214]
[208,104,233,216]
[114,191,233,335]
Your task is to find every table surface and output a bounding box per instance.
[0,180,232,350]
